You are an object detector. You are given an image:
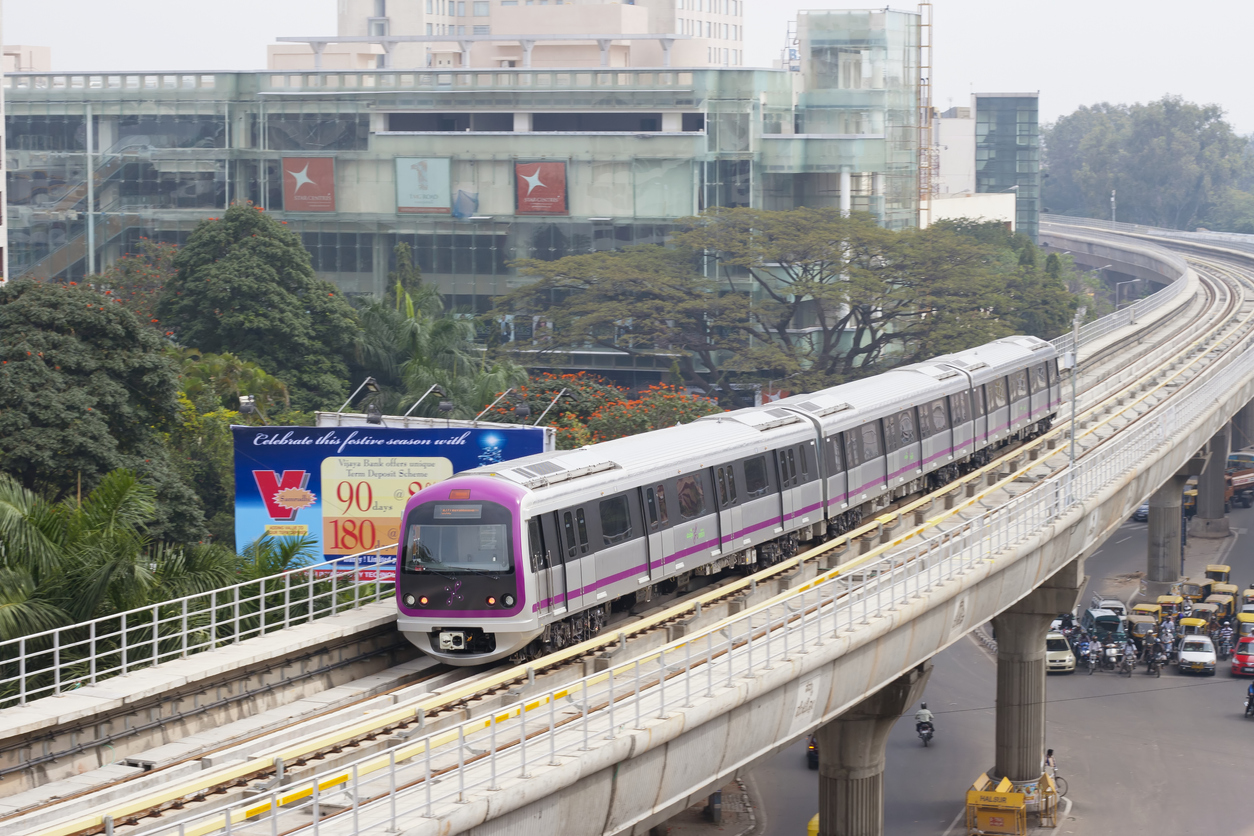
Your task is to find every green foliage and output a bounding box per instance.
[585,385,722,443]
[1043,96,1247,229]
[155,202,360,411]
[167,394,238,548]
[496,246,753,401]
[386,242,424,309]
[0,279,205,542]
[475,372,633,449]
[178,349,290,417]
[91,238,178,328]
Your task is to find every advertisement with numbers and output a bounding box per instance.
[232,425,549,572]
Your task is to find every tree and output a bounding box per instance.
[585,385,722,442]
[0,280,205,542]
[91,238,178,328]
[1043,96,1247,229]
[475,372,634,449]
[386,242,424,310]
[155,202,360,411]
[494,246,754,400]
[676,208,1026,389]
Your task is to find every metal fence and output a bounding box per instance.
[0,548,395,708]
[148,264,1254,836]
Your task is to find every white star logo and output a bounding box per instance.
[519,165,547,196]
[287,164,317,193]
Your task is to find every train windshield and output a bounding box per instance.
[402,502,514,575]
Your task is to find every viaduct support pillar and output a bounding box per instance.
[1147,474,1188,590]
[1191,423,1230,539]
[816,663,931,836]
[1232,401,1254,451]
[992,561,1081,783]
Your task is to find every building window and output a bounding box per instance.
[457,24,466,33]
[474,0,489,13]
[457,1,465,14]
[375,0,387,15]
[473,24,490,33]
[501,1,517,4]
[427,22,433,33]
[427,0,433,11]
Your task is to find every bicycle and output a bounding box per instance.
[1048,765,1068,798]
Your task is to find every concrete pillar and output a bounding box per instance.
[512,112,532,132]
[1148,474,1188,586]
[991,561,1081,783]
[1191,423,1230,539]
[839,167,853,216]
[816,663,931,836]
[519,39,535,68]
[1233,402,1254,453]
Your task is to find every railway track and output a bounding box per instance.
[16,232,1250,836]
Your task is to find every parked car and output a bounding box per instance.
[1045,632,1076,673]
[1132,503,1149,522]
[1232,637,1254,676]
[1178,635,1217,676]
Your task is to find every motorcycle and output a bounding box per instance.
[1102,641,1121,671]
[1085,646,1100,675]
[917,721,934,747]
[1146,651,1164,678]
[1245,694,1254,718]
[1219,635,1234,661]
[1120,652,1135,676]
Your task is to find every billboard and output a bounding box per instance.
[396,157,452,214]
[515,161,568,215]
[282,157,337,212]
[233,424,548,566]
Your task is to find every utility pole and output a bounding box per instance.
[1111,189,1117,225]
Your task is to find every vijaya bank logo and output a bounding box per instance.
[254,470,315,521]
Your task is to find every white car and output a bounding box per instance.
[1177,635,1217,676]
[1045,632,1076,673]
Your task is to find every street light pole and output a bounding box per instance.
[1111,189,1117,224]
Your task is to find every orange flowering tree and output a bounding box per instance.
[480,374,722,448]
[91,238,177,329]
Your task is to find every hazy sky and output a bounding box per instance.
[8,0,1254,132]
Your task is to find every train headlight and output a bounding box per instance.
[503,593,516,607]
[487,596,497,606]
[404,594,416,607]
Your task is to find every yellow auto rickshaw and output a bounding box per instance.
[1206,593,1236,621]
[1206,564,1232,584]
[1132,603,1163,624]
[1191,602,1220,625]
[1127,614,1158,644]
[1237,612,1254,639]
[1213,582,1239,599]
[1156,595,1185,618]
[1242,587,1254,609]
[1174,579,1205,603]
[1179,616,1209,637]
[808,814,819,836]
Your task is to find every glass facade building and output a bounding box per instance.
[974,92,1039,240]
[4,10,920,306]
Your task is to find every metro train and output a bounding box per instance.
[395,336,1065,664]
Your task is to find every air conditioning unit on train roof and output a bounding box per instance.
[508,458,620,489]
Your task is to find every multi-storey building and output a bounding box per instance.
[974,92,1040,240]
[4,7,920,324]
[267,0,746,71]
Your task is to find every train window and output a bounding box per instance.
[882,412,900,453]
[799,446,808,477]
[924,399,949,435]
[987,379,1008,409]
[844,431,862,469]
[677,475,706,519]
[1031,363,1047,393]
[744,456,769,497]
[599,496,632,545]
[949,391,970,424]
[1011,370,1029,400]
[656,484,669,524]
[899,409,917,446]
[528,518,546,571]
[646,488,659,528]
[727,466,738,501]
[971,387,985,417]
[575,508,589,553]
[827,436,842,472]
[787,449,797,482]
[717,468,729,505]
[860,422,881,461]
[562,511,578,560]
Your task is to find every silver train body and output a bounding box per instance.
[396,336,1063,664]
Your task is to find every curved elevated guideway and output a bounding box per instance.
[10,219,1254,836]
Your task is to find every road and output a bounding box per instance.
[749,505,1254,835]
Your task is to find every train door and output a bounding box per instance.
[537,514,568,616]
[559,507,590,612]
[777,449,798,524]
[712,464,743,552]
[642,485,668,579]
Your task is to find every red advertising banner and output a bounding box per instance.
[515,161,568,215]
[282,157,337,212]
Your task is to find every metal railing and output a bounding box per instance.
[1046,218,1192,358]
[149,266,1254,836]
[0,549,396,709]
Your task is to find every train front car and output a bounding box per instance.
[395,474,541,665]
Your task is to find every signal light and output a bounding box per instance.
[450,489,471,499]
[419,596,429,606]
[487,596,497,606]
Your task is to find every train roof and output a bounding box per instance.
[457,412,813,511]
[931,336,1055,381]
